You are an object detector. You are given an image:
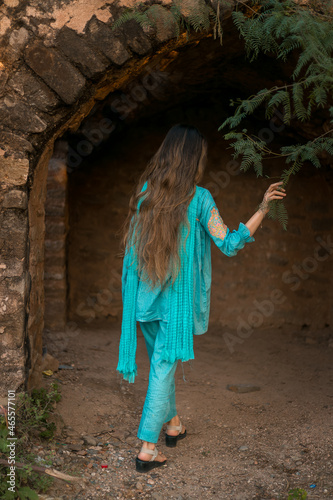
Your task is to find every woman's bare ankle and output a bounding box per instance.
[166,415,185,436]
[167,415,180,426]
[142,441,155,450]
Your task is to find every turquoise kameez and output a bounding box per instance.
[136,185,255,333]
[121,185,255,444]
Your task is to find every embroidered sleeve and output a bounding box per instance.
[207,207,228,241]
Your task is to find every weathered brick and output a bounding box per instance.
[0,212,28,260]
[0,131,34,156]
[0,156,29,187]
[56,26,109,78]
[0,96,47,133]
[86,19,130,66]
[0,294,24,317]
[24,41,86,104]
[121,20,152,56]
[7,68,60,112]
[3,190,28,209]
[0,259,24,278]
[146,5,179,43]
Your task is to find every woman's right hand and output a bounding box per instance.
[259,181,286,214]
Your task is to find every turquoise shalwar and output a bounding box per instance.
[122,185,255,443]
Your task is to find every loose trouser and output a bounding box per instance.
[137,320,178,443]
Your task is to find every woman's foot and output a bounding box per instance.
[165,415,187,447]
[137,442,167,462]
[166,415,186,436]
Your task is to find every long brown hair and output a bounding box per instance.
[123,124,208,289]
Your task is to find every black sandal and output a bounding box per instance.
[165,422,187,448]
[136,446,167,473]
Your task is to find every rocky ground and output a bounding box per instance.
[32,321,333,499]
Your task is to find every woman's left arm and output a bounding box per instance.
[245,182,287,237]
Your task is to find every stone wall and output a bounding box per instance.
[44,141,69,331]
[0,0,232,397]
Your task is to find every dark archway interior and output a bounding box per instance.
[44,32,333,339]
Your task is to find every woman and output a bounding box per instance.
[117,124,286,473]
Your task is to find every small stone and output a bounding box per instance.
[295,460,302,465]
[238,446,249,451]
[147,478,155,485]
[227,384,261,394]
[3,190,27,209]
[68,444,82,452]
[136,481,143,490]
[83,435,98,446]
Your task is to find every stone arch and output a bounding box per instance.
[0,0,235,396]
[1,0,332,399]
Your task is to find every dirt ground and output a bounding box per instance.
[37,320,333,500]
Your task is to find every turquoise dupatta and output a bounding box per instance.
[117,184,199,382]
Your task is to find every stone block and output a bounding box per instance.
[44,267,65,280]
[3,190,27,209]
[146,5,179,43]
[56,26,108,78]
[120,20,152,56]
[0,314,25,348]
[9,27,30,51]
[7,277,26,296]
[0,259,24,278]
[0,211,28,259]
[24,41,86,105]
[44,279,66,292]
[44,254,66,268]
[0,156,29,186]
[45,220,66,237]
[86,19,130,66]
[0,293,24,317]
[0,347,25,397]
[44,237,65,252]
[7,68,60,112]
[0,131,34,156]
[0,97,47,133]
